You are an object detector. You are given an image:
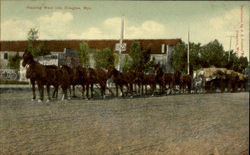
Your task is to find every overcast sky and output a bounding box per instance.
[1,0,249,59]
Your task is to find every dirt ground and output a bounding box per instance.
[0,90,249,155]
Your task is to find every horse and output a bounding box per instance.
[154,65,165,94]
[154,65,175,95]
[141,73,156,96]
[134,72,145,95]
[164,73,174,94]
[22,50,53,102]
[23,50,70,102]
[107,66,132,97]
[72,66,88,99]
[182,74,192,93]
[173,71,184,93]
[60,65,74,97]
[85,68,109,99]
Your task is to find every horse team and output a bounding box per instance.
[22,50,248,102]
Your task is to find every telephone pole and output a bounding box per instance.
[226,35,235,62]
[118,16,124,71]
[187,26,190,75]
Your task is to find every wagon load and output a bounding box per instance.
[236,72,246,81]
[195,67,228,81]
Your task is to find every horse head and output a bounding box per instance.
[107,66,118,78]
[22,49,34,67]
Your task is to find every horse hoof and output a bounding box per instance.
[67,97,71,100]
[103,95,106,99]
[38,99,42,103]
[46,99,50,103]
[31,99,35,102]
[130,96,133,98]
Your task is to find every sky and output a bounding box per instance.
[1,0,249,59]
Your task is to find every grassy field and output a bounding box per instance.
[0,90,249,154]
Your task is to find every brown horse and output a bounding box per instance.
[142,73,156,96]
[173,71,184,93]
[154,65,165,94]
[23,50,70,102]
[23,50,53,102]
[134,72,144,95]
[182,74,192,93]
[164,73,175,94]
[85,68,109,99]
[72,66,88,98]
[154,65,174,95]
[107,67,133,97]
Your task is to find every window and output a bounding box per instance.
[161,44,165,54]
[4,53,8,60]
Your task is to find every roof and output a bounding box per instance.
[0,39,181,54]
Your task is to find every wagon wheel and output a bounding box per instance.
[9,72,18,80]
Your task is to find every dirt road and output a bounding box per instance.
[0,91,249,154]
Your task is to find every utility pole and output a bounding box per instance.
[187,26,190,75]
[226,35,235,62]
[118,16,124,71]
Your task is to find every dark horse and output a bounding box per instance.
[85,68,109,99]
[22,50,70,102]
[173,71,185,93]
[154,65,165,94]
[135,72,156,96]
[154,65,174,95]
[107,66,135,97]
[72,66,88,98]
[23,50,52,102]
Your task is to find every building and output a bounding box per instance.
[0,39,180,72]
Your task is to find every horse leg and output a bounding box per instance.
[134,84,137,94]
[46,85,51,102]
[31,80,36,101]
[91,84,94,99]
[52,86,56,98]
[81,84,85,99]
[38,83,43,102]
[119,85,124,97]
[141,84,144,95]
[61,87,66,101]
[86,84,90,99]
[72,85,77,97]
[115,84,118,97]
[55,85,59,99]
[125,84,129,96]
[68,85,72,97]
[102,84,106,99]
[130,83,133,97]
[151,84,155,96]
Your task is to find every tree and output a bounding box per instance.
[113,52,120,67]
[172,39,249,74]
[7,53,22,69]
[78,41,90,67]
[93,48,115,69]
[128,42,155,73]
[27,28,50,58]
[172,41,188,73]
[121,55,133,73]
[200,39,224,68]
[27,28,39,41]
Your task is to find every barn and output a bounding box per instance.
[0,39,181,74]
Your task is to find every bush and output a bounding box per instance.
[7,53,22,69]
[93,48,115,69]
